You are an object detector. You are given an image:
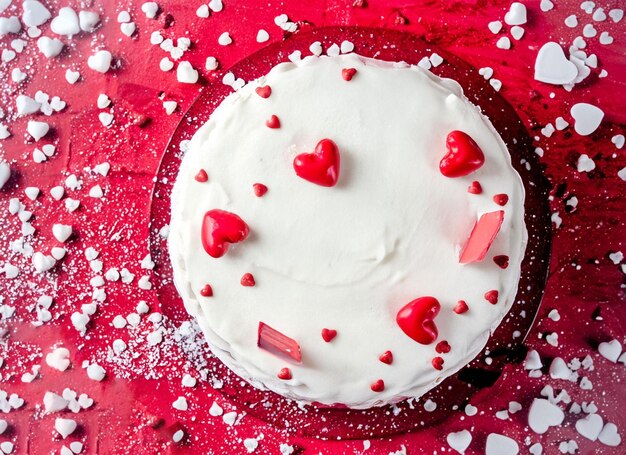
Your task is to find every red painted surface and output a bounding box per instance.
[0,1,624,454]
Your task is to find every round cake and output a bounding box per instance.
[169,54,527,409]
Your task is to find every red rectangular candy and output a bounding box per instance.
[459,210,505,264]
[257,322,302,363]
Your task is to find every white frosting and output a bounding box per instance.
[169,54,527,409]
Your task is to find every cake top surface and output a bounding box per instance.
[169,53,527,408]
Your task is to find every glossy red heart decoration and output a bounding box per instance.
[201,209,250,258]
[396,296,440,344]
[293,138,340,187]
[439,130,485,177]
[321,328,337,342]
[255,85,272,98]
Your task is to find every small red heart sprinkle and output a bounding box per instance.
[253,183,268,197]
[321,328,337,342]
[266,114,280,129]
[432,356,444,370]
[255,85,272,98]
[435,340,451,354]
[468,181,482,194]
[258,322,302,363]
[493,255,509,269]
[240,273,255,287]
[453,300,469,314]
[195,169,208,182]
[370,379,385,392]
[293,138,340,187]
[493,193,509,206]
[200,284,213,297]
[396,296,440,345]
[439,130,485,178]
[342,68,357,81]
[277,368,292,380]
[484,290,499,304]
[379,350,393,365]
[201,209,250,258]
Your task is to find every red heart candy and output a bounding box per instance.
[293,139,340,187]
[277,368,292,380]
[467,180,482,194]
[439,130,485,177]
[255,85,272,98]
[370,379,385,392]
[266,114,280,129]
[194,169,208,182]
[201,209,250,258]
[240,273,255,287]
[200,284,213,297]
[435,340,451,354]
[493,255,509,269]
[493,193,509,206]
[379,350,393,365]
[396,296,440,344]
[321,328,337,343]
[342,68,357,81]
[252,183,268,197]
[484,290,499,304]
[453,300,469,314]
[432,356,444,370]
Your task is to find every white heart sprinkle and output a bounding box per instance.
[485,433,519,455]
[540,0,554,12]
[309,41,322,56]
[0,161,10,189]
[11,67,27,82]
[611,134,625,149]
[576,154,595,172]
[120,22,136,37]
[205,56,219,71]
[598,339,622,362]
[196,5,209,18]
[571,103,604,136]
[78,10,100,32]
[88,50,112,73]
[97,93,111,109]
[46,347,70,371]
[510,26,524,40]
[176,61,199,83]
[576,413,603,441]
[505,2,527,25]
[55,418,77,438]
[592,7,606,21]
[27,120,50,141]
[141,2,159,19]
[528,398,565,434]
[160,57,174,72]
[208,0,223,12]
[22,0,51,27]
[446,430,472,454]
[50,186,64,200]
[37,36,64,58]
[50,7,80,36]
[609,9,624,23]
[565,15,578,27]
[52,224,72,243]
[65,69,80,84]
[218,31,232,46]
[256,29,269,43]
[340,40,354,54]
[534,42,578,85]
[496,36,511,50]
[117,11,130,23]
[98,112,113,127]
[583,23,597,38]
[524,350,542,370]
[598,423,622,446]
[599,31,613,44]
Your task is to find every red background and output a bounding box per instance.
[0,0,624,454]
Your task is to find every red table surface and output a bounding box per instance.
[0,1,625,454]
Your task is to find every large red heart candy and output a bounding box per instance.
[396,296,440,345]
[293,138,340,187]
[439,130,485,177]
[201,209,250,258]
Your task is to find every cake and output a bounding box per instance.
[168,54,527,409]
